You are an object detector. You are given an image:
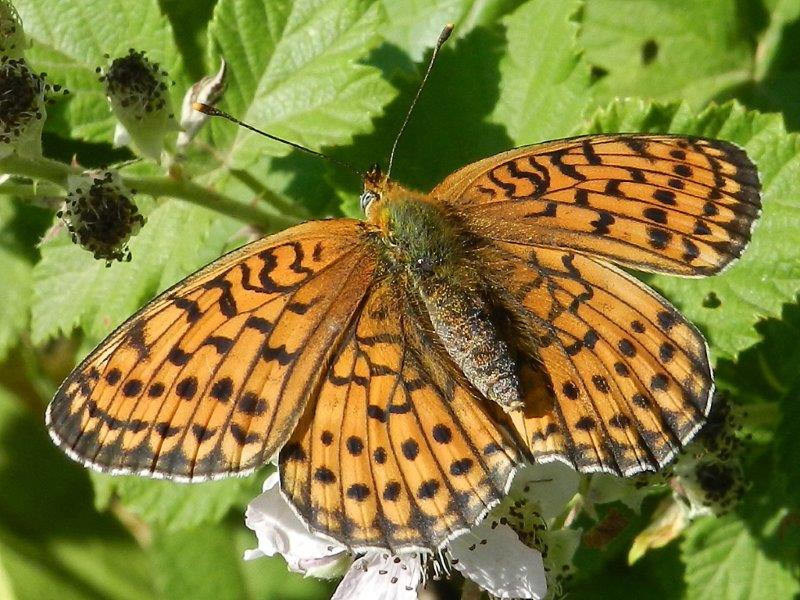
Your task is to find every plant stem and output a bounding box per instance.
[0,154,71,185]
[0,154,303,230]
[125,176,299,230]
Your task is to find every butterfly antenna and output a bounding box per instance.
[385,23,454,179]
[192,103,359,176]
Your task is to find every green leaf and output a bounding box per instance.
[15,0,185,142]
[724,0,800,131]
[151,524,249,600]
[715,301,800,406]
[0,385,154,600]
[589,99,800,360]
[775,377,800,512]
[379,0,526,63]
[149,522,333,600]
[205,0,395,169]
[492,0,593,143]
[0,201,35,360]
[31,198,240,344]
[580,0,800,132]
[580,0,756,109]
[160,0,217,80]
[0,245,30,360]
[91,472,262,533]
[681,514,799,600]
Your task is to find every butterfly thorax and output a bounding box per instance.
[370,190,522,412]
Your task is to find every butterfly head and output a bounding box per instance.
[360,163,389,216]
[365,188,464,279]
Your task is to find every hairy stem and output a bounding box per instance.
[0,155,303,230]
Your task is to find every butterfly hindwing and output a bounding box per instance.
[433,134,760,276]
[47,219,377,480]
[280,277,520,551]
[487,241,712,476]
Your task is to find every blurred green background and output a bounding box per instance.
[1,0,799,598]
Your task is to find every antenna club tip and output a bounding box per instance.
[192,101,215,115]
[439,23,455,44]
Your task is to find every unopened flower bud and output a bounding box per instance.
[98,49,176,161]
[177,59,226,151]
[0,56,46,158]
[58,171,145,265]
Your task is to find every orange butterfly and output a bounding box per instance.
[47,130,760,551]
[46,32,761,553]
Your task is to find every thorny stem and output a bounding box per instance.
[0,154,303,231]
[0,179,62,199]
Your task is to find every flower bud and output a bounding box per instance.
[98,49,176,161]
[177,59,226,151]
[0,56,46,158]
[0,0,26,58]
[671,395,746,517]
[58,171,145,265]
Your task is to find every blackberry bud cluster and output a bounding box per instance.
[0,56,47,158]
[98,49,175,160]
[672,394,747,516]
[0,0,26,58]
[58,171,145,265]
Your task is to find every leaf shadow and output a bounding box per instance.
[269,23,513,214]
[714,298,800,569]
[714,8,800,131]
[0,402,134,543]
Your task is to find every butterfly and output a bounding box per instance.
[47,128,760,552]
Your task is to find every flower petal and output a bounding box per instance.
[449,519,547,599]
[332,552,422,600]
[245,472,347,577]
[511,462,580,520]
[628,497,688,564]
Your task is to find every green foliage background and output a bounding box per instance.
[0,0,799,598]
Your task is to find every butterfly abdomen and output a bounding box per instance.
[418,276,522,412]
[374,194,521,411]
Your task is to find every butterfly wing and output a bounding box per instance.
[433,134,760,276]
[485,241,712,476]
[47,219,377,480]
[279,276,521,551]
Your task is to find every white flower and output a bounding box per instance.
[331,552,422,600]
[244,472,349,579]
[447,516,546,599]
[176,60,227,151]
[244,465,574,599]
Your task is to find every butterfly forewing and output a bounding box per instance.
[47,219,377,480]
[434,134,760,276]
[279,278,520,551]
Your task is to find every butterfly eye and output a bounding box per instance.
[360,190,379,212]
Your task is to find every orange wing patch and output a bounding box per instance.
[433,135,760,276]
[47,219,377,480]
[486,241,712,476]
[280,278,520,551]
